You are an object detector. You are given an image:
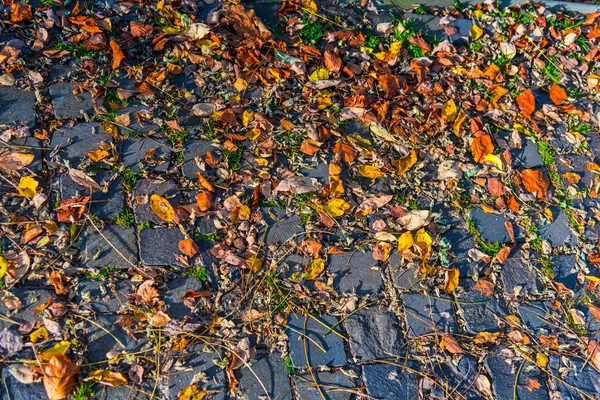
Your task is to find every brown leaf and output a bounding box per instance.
[549,84,567,105]
[137,280,158,305]
[440,334,463,354]
[85,370,127,387]
[42,354,78,400]
[11,3,33,23]
[56,196,90,223]
[49,270,69,295]
[487,178,504,196]
[110,40,125,70]
[473,279,495,296]
[524,377,542,392]
[300,139,321,156]
[471,135,494,163]
[521,169,549,199]
[444,268,459,293]
[178,239,199,258]
[69,169,101,190]
[324,50,342,73]
[589,305,600,321]
[130,21,153,37]
[0,151,34,171]
[516,89,535,117]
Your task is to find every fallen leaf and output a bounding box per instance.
[8,364,41,384]
[396,150,417,175]
[524,377,541,391]
[469,24,484,40]
[0,152,34,171]
[521,169,549,199]
[398,210,431,231]
[442,99,457,120]
[151,311,171,327]
[17,176,38,198]
[549,84,567,105]
[473,279,495,296]
[178,239,199,258]
[397,231,414,252]
[195,192,213,212]
[471,135,494,163]
[324,50,342,73]
[11,3,32,23]
[304,258,325,280]
[87,149,110,162]
[476,375,493,397]
[42,354,78,400]
[150,194,175,222]
[69,169,101,190]
[473,331,500,344]
[56,196,90,223]
[86,370,127,387]
[0,328,23,358]
[516,89,535,117]
[444,268,459,293]
[440,334,463,354]
[50,270,69,295]
[326,198,350,217]
[358,165,385,179]
[110,40,125,70]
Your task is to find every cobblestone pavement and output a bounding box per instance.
[1,0,600,399]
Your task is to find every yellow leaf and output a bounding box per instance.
[396,150,417,175]
[470,24,484,40]
[242,110,254,127]
[482,154,503,170]
[246,256,262,272]
[0,256,8,279]
[490,86,509,105]
[86,370,127,387]
[536,352,548,368]
[389,41,402,54]
[326,198,350,217]
[238,204,251,220]
[358,165,385,179]
[473,331,500,344]
[309,68,329,81]
[39,341,71,362]
[414,228,432,254]
[87,149,109,162]
[397,231,414,252]
[149,194,175,222]
[444,268,460,293]
[177,384,208,400]
[329,175,344,195]
[442,99,457,120]
[453,109,468,137]
[305,258,325,280]
[18,176,38,198]
[30,327,49,344]
[246,127,262,141]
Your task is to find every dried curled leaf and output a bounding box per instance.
[150,194,175,222]
[521,169,549,199]
[358,165,385,179]
[86,370,127,387]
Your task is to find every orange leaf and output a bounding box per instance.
[471,135,494,163]
[196,191,213,212]
[178,239,199,258]
[473,279,495,296]
[440,334,463,354]
[50,270,69,295]
[300,139,321,156]
[516,89,535,117]
[521,169,549,199]
[524,377,541,392]
[11,3,32,23]
[444,268,459,293]
[110,40,125,70]
[42,355,78,400]
[549,84,567,105]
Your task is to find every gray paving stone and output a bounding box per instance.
[552,254,581,292]
[92,385,151,400]
[285,314,347,368]
[300,162,330,186]
[455,280,506,334]
[514,139,544,169]
[484,347,550,400]
[402,293,457,337]
[0,136,42,171]
[345,308,405,361]
[470,208,524,244]
[442,228,486,277]
[261,207,304,245]
[164,277,211,319]
[237,354,294,400]
[516,301,562,334]
[75,280,133,313]
[549,356,600,399]
[430,355,481,399]
[404,12,472,42]
[182,140,216,179]
[0,86,36,128]
[279,252,309,280]
[557,155,595,190]
[0,368,47,400]
[49,82,94,120]
[114,104,160,136]
[161,348,226,400]
[86,314,143,362]
[49,122,112,168]
[80,225,138,269]
[54,171,124,220]
[328,251,383,297]
[293,370,359,400]
[387,253,421,290]
[133,179,182,224]
[139,227,185,266]
[0,289,53,331]
[362,362,419,400]
[122,138,171,173]
[539,210,576,247]
[501,251,542,296]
